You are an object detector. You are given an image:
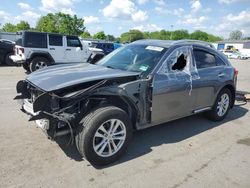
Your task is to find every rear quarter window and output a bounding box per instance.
[24,32,47,48]
[193,49,216,69]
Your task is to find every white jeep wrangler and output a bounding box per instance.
[11,31,100,72]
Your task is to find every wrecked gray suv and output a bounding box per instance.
[16,40,237,165]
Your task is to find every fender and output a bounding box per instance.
[28,51,55,63]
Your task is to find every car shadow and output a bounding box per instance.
[55,105,249,167]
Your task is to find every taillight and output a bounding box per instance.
[13,45,16,52]
[234,68,238,76]
[19,48,24,53]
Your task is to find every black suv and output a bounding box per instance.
[0,39,15,66]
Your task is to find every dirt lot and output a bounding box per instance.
[0,59,250,188]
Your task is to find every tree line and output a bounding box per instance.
[0,12,249,42]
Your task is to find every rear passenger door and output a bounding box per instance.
[192,46,227,110]
[48,34,66,63]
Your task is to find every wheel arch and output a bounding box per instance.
[216,83,236,108]
[29,52,55,63]
[85,95,139,130]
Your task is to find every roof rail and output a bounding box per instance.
[173,39,215,49]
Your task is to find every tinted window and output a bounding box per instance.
[216,56,226,66]
[49,35,63,46]
[66,36,81,47]
[193,49,216,69]
[24,33,47,48]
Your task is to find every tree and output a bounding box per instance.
[190,30,209,41]
[16,21,30,31]
[93,31,106,40]
[36,12,85,35]
[120,30,144,42]
[106,34,115,41]
[171,30,189,40]
[207,34,222,42]
[2,23,17,32]
[229,30,243,40]
[80,31,91,39]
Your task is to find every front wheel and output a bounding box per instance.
[30,57,50,72]
[206,88,232,121]
[75,106,133,166]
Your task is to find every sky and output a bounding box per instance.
[0,0,250,38]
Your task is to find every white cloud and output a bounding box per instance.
[40,0,76,15]
[0,10,10,23]
[118,26,123,30]
[178,14,207,29]
[84,16,100,24]
[14,11,41,27]
[18,2,32,10]
[153,0,165,6]
[190,0,202,12]
[218,0,247,4]
[155,7,184,17]
[210,10,250,37]
[102,0,148,22]
[132,24,163,31]
[131,10,148,22]
[137,0,148,4]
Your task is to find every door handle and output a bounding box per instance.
[66,49,71,51]
[50,48,55,50]
[218,73,225,77]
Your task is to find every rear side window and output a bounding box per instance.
[24,32,47,48]
[66,36,81,47]
[193,49,216,69]
[49,35,63,46]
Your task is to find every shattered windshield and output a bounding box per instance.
[97,44,167,76]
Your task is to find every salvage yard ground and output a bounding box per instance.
[0,59,250,188]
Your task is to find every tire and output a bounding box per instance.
[75,106,133,166]
[30,57,50,72]
[5,53,15,66]
[22,63,30,72]
[206,88,232,122]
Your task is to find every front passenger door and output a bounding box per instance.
[65,36,85,62]
[151,46,198,124]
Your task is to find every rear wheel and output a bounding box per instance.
[30,57,50,72]
[75,106,132,166]
[206,88,232,121]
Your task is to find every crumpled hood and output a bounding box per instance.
[27,63,139,91]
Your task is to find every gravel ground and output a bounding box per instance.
[0,59,250,188]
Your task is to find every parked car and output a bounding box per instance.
[16,39,237,166]
[228,51,248,60]
[81,40,105,63]
[11,31,90,72]
[91,41,115,54]
[0,39,15,66]
[221,49,234,58]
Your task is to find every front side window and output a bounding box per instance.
[97,44,167,76]
[193,49,216,69]
[66,36,81,47]
[49,35,63,46]
[159,46,199,80]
